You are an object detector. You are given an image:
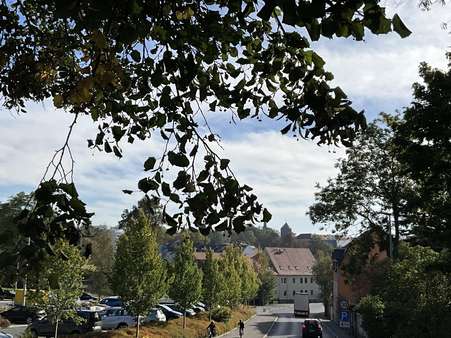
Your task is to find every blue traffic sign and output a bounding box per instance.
[340,310,349,322]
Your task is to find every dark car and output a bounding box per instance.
[0,305,39,324]
[29,310,101,338]
[79,292,97,301]
[0,289,15,300]
[301,319,323,338]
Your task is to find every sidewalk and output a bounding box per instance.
[219,311,277,338]
[321,319,353,338]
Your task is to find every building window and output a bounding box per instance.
[293,290,296,296]
[284,277,287,284]
[311,277,314,283]
[305,277,308,284]
[283,291,287,296]
[311,290,314,295]
[292,278,295,284]
[300,278,303,284]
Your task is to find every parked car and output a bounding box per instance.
[99,296,123,308]
[79,292,97,301]
[100,308,137,330]
[29,310,101,338]
[157,304,182,320]
[0,332,13,338]
[192,304,205,314]
[170,304,196,317]
[301,319,323,338]
[144,308,166,323]
[0,289,14,300]
[0,305,40,324]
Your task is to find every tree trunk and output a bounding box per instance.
[54,319,59,338]
[135,315,140,338]
[183,310,186,329]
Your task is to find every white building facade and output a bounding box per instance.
[265,247,321,303]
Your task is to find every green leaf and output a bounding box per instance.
[122,189,133,194]
[262,208,272,223]
[138,178,159,193]
[130,50,141,62]
[112,126,126,142]
[392,14,411,38]
[162,182,171,196]
[168,151,190,167]
[220,159,230,170]
[144,157,157,171]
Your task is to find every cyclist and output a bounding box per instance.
[207,321,217,337]
[238,319,245,337]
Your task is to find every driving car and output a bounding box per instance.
[157,304,183,320]
[0,305,40,324]
[301,319,323,338]
[0,332,13,338]
[28,310,101,338]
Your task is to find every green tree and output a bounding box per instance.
[256,271,276,306]
[240,257,260,304]
[111,211,168,338]
[309,120,414,258]
[0,192,31,287]
[1,1,413,248]
[222,246,242,308]
[84,226,114,297]
[358,244,451,338]
[312,251,333,318]
[32,240,93,338]
[356,295,386,338]
[202,250,225,320]
[169,238,203,329]
[393,60,451,254]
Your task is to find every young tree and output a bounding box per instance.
[312,251,333,318]
[221,247,242,308]
[2,1,413,249]
[33,240,93,338]
[111,211,168,338]
[256,271,276,306]
[309,120,414,258]
[240,257,260,304]
[202,250,226,320]
[169,238,203,329]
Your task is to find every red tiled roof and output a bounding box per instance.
[265,247,316,276]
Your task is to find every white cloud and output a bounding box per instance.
[219,132,344,233]
[314,1,450,103]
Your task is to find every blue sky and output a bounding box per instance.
[0,1,449,235]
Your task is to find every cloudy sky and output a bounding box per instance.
[0,1,449,234]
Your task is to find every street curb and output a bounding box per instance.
[262,316,278,338]
[215,313,257,338]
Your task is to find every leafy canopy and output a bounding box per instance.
[1,0,411,246]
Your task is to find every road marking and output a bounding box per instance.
[262,316,278,338]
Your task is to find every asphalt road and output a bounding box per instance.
[222,303,344,338]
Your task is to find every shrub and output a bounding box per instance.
[211,306,231,322]
[0,316,10,328]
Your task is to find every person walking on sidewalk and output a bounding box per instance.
[238,319,245,337]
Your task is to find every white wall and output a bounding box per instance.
[276,275,321,302]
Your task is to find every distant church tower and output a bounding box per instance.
[280,222,293,238]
